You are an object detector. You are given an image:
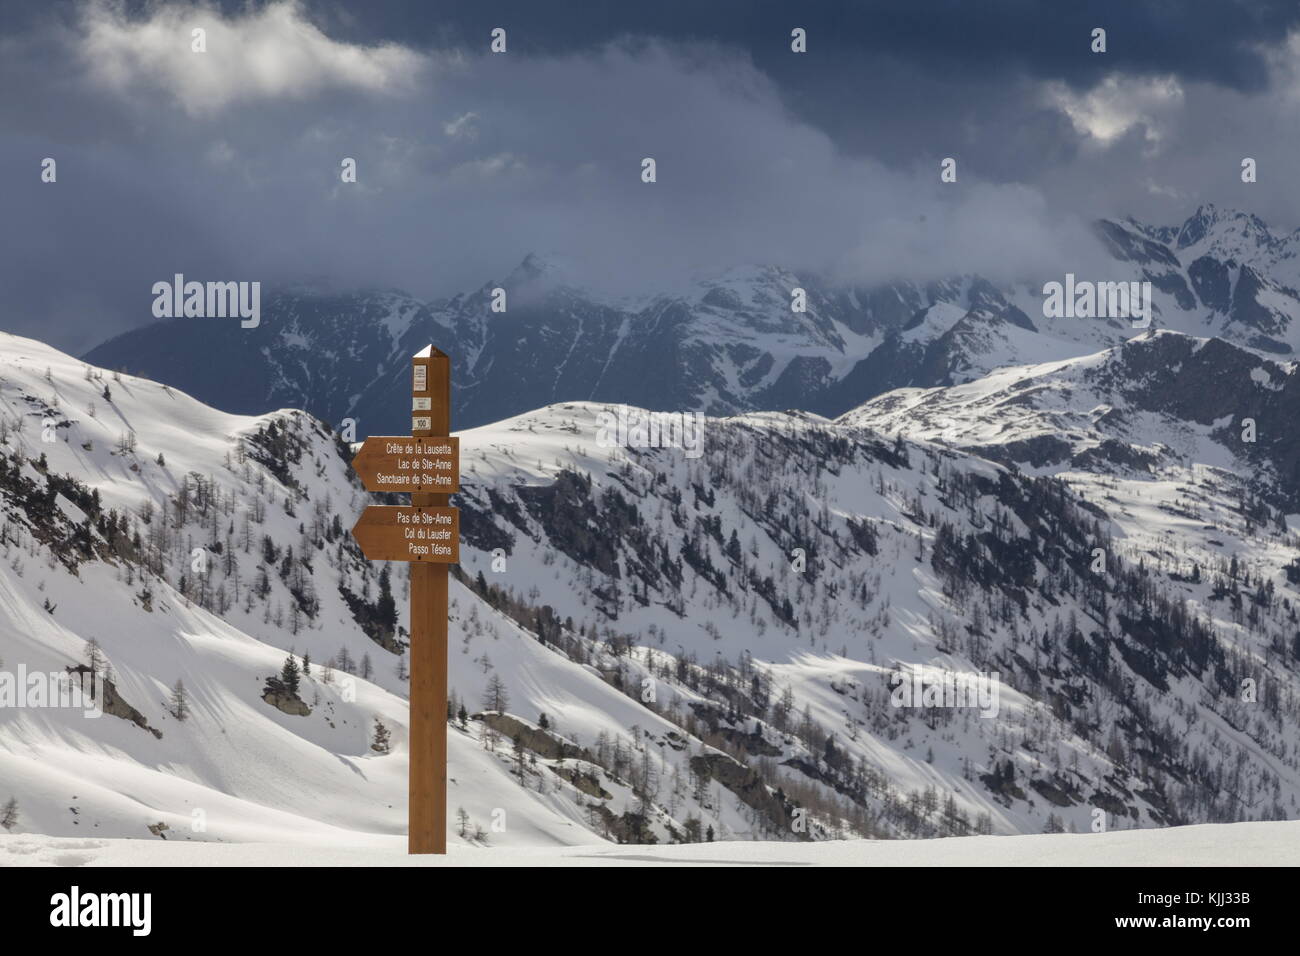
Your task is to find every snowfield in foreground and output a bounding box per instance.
[1,819,1296,866]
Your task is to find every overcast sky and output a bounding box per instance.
[4,0,1300,354]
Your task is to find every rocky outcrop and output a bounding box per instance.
[263,688,311,716]
[261,676,311,716]
[66,665,162,739]
[474,712,587,760]
[550,764,612,800]
[690,751,793,835]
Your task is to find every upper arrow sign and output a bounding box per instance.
[352,436,459,493]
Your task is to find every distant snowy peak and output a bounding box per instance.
[1172,203,1277,258]
[1095,208,1300,354]
[1119,204,1279,262]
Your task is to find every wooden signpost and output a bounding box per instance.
[350,346,457,854]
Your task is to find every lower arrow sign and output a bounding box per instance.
[351,505,459,563]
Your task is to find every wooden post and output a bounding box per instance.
[409,347,450,854]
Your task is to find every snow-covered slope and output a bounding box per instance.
[0,333,754,848]
[448,393,1300,839]
[6,327,1300,855]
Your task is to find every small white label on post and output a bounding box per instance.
[413,397,432,411]
[412,416,432,431]
[413,364,427,393]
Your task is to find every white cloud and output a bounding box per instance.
[443,112,479,140]
[77,0,426,114]
[1044,74,1184,148]
[1264,31,1300,105]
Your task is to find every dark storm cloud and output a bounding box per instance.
[2,0,1300,354]
[297,0,1297,92]
[300,0,1300,176]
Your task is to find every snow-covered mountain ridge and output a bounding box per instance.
[844,330,1300,508]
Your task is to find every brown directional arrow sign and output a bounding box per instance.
[351,505,459,563]
[352,437,459,493]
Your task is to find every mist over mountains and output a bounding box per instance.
[83,205,1300,437]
